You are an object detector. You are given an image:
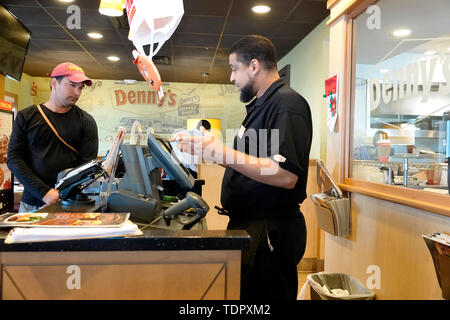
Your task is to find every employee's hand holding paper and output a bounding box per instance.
[171,127,290,186]
[170,127,226,164]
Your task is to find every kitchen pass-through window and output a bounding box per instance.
[351,0,450,194]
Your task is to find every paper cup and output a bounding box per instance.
[376,140,391,163]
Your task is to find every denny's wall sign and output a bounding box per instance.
[114,88,177,107]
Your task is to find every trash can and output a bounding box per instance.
[423,233,450,299]
[306,272,375,300]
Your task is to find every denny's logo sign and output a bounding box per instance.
[114,89,177,107]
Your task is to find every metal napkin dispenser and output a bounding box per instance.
[311,160,350,237]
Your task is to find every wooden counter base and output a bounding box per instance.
[1,250,241,300]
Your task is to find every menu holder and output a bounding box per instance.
[311,160,350,237]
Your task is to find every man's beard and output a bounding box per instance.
[240,79,256,103]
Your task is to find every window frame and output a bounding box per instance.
[331,0,450,217]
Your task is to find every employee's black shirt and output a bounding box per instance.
[7,104,98,207]
[221,79,313,218]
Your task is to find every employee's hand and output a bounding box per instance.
[170,127,226,164]
[170,132,195,154]
[42,188,60,206]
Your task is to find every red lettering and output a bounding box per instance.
[115,89,171,106]
[169,92,176,106]
[115,90,127,106]
[128,91,136,104]
[148,91,157,104]
[157,91,166,107]
[31,82,37,96]
[137,91,146,104]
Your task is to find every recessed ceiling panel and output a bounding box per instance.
[183,0,230,17]
[288,0,329,23]
[224,17,280,37]
[177,15,226,34]
[5,0,329,84]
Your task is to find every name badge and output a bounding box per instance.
[237,125,246,138]
[273,154,286,163]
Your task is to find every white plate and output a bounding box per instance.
[4,212,48,223]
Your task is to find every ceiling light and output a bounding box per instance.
[99,0,124,17]
[59,0,75,3]
[424,50,437,55]
[251,5,271,14]
[107,56,120,62]
[392,29,411,37]
[380,69,389,73]
[87,32,103,39]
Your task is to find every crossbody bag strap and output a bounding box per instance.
[36,104,79,154]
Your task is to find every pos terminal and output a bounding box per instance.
[107,133,209,229]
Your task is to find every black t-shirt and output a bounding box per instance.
[7,104,98,206]
[221,79,313,218]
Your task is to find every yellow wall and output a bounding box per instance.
[0,75,4,100]
[5,73,36,111]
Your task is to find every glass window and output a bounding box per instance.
[351,0,450,195]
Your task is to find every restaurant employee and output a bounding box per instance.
[172,35,313,300]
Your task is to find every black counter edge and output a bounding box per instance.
[0,230,251,252]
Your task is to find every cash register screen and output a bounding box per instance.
[147,133,195,191]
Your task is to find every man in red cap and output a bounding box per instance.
[7,62,98,212]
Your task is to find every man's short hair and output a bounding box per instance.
[196,119,211,131]
[49,75,65,90]
[229,35,277,71]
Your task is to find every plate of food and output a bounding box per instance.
[0,212,130,227]
[4,212,48,223]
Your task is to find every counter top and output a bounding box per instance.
[1,195,251,253]
[341,178,450,218]
[0,228,250,252]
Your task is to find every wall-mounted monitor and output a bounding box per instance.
[0,4,31,81]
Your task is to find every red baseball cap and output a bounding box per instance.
[50,62,92,86]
